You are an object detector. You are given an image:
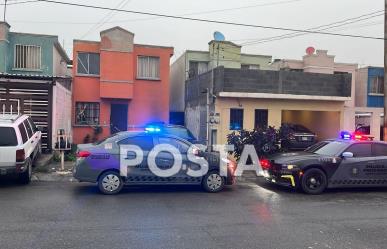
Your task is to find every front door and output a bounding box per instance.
[110,104,128,134]
[330,143,379,187]
[117,135,155,183]
[154,136,202,184]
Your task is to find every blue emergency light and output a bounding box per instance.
[145,126,161,132]
[340,131,351,140]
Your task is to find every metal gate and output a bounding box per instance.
[0,81,52,152]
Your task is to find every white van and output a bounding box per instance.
[0,114,42,183]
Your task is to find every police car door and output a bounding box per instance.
[371,143,387,186]
[330,143,374,187]
[118,135,155,183]
[154,136,192,183]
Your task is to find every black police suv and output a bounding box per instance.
[263,139,387,194]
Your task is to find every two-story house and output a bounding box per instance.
[72,26,173,144]
[355,66,384,140]
[0,22,72,151]
[186,48,354,145]
[170,39,272,125]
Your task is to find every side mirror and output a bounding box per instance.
[342,152,354,158]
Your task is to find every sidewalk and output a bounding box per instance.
[32,161,76,182]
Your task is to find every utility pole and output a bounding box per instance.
[384,0,387,141]
[3,0,7,22]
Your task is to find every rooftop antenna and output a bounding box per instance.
[3,0,7,22]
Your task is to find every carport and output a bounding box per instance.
[282,110,341,140]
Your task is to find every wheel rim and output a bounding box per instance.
[306,173,323,190]
[102,174,121,192]
[207,174,222,191]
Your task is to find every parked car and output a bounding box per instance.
[281,123,317,150]
[74,132,236,194]
[263,138,387,194]
[0,114,42,183]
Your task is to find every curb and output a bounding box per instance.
[32,172,77,182]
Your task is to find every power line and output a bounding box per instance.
[36,0,385,41]
[80,0,131,39]
[233,10,384,43]
[242,11,384,46]
[7,0,304,25]
[0,0,40,5]
[105,0,305,24]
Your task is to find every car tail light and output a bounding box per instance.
[77,151,91,158]
[289,134,296,140]
[16,149,25,162]
[227,160,236,170]
[259,158,271,170]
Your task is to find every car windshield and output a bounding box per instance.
[165,127,195,140]
[291,124,311,133]
[0,127,18,146]
[306,140,348,156]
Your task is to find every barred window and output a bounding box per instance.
[14,45,41,70]
[137,56,160,80]
[75,102,100,125]
[77,52,100,75]
[230,109,244,130]
[369,76,384,94]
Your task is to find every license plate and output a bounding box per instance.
[301,136,310,141]
[0,169,7,175]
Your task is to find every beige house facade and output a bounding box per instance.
[170,39,272,125]
[186,54,353,146]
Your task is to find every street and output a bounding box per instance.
[1,178,387,249]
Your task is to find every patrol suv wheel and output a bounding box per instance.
[202,171,225,193]
[98,171,123,195]
[301,168,327,195]
[19,158,32,185]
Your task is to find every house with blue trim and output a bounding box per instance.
[355,66,384,140]
[0,22,72,151]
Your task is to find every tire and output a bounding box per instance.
[19,158,32,185]
[202,171,225,193]
[301,168,327,195]
[98,171,124,195]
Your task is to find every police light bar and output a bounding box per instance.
[340,131,374,141]
[340,131,351,140]
[145,127,161,132]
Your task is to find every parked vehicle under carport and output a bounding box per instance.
[281,124,317,150]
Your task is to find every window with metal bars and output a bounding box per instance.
[14,45,42,70]
[75,102,100,125]
[230,109,244,130]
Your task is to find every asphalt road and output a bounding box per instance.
[1,178,387,249]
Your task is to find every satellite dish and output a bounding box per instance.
[306,46,315,55]
[213,31,225,41]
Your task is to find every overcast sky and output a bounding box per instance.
[1,0,384,66]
